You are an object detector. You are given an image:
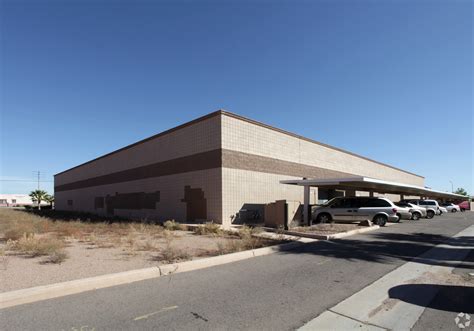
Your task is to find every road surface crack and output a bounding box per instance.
[191,312,209,322]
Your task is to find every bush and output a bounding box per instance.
[160,245,191,263]
[42,250,68,264]
[193,222,221,235]
[136,239,159,252]
[11,234,65,257]
[3,225,35,241]
[0,247,10,270]
[157,231,190,262]
[241,236,264,250]
[216,235,265,255]
[55,222,83,238]
[163,220,185,231]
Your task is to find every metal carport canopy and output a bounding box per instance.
[280,176,467,226]
[280,176,467,200]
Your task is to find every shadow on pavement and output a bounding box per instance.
[280,231,474,268]
[388,284,474,313]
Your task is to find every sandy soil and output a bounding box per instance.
[0,232,244,292]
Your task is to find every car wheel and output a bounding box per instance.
[451,209,457,213]
[412,212,421,221]
[373,214,387,227]
[395,214,402,223]
[316,213,332,224]
[426,210,435,219]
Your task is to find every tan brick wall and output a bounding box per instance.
[221,168,317,226]
[220,113,424,224]
[56,115,221,186]
[55,115,222,222]
[221,114,424,186]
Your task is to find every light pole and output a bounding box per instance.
[449,180,453,193]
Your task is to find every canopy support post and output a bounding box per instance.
[304,185,310,226]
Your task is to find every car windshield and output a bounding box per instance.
[319,198,338,207]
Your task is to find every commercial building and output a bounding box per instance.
[0,194,46,207]
[55,110,456,226]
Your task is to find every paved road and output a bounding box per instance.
[1,213,473,331]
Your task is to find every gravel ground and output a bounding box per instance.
[0,233,247,292]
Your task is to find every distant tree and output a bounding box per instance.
[454,188,468,196]
[29,190,49,210]
[44,194,54,208]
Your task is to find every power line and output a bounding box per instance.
[0,180,53,182]
[1,171,53,186]
[32,171,41,190]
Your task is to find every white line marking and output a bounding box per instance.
[133,305,178,321]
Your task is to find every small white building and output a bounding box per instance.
[0,194,48,207]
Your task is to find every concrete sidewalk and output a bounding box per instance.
[298,225,474,331]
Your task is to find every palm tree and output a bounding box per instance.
[44,194,55,208]
[29,190,49,210]
[454,188,468,196]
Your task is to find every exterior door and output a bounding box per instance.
[182,186,207,222]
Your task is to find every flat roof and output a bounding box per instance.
[280,176,467,200]
[56,110,423,178]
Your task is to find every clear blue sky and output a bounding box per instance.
[1,0,472,195]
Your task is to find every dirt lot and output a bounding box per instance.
[0,209,282,292]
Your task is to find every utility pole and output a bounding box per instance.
[32,171,41,209]
[33,171,41,190]
[449,180,453,193]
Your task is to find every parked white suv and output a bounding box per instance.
[402,199,439,219]
[312,197,399,226]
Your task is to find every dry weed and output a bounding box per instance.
[0,209,166,250]
[163,220,185,231]
[193,222,222,236]
[136,239,159,252]
[153,230,189,262]
[216,235,265,254]
[42,250,68,264]
[11,234,65,257]
[123,232,137,248]
[0,247,10,270]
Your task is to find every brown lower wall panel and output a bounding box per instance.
[221,149,354,179]
[56,148,357,192]
[103,191,161,215]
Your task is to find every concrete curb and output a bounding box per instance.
[264,225,381,240]
[0,237,315,310]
